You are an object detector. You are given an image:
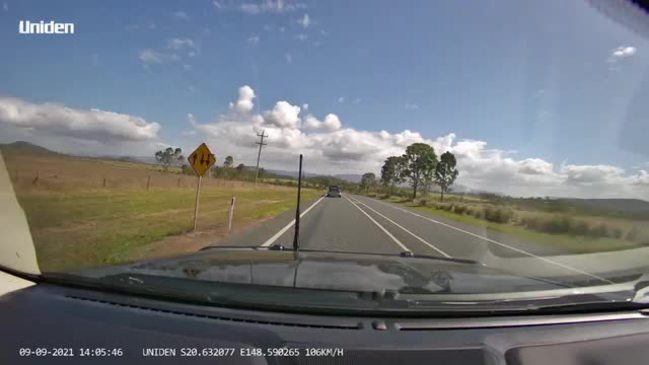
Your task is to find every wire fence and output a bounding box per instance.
[8,168,299,192]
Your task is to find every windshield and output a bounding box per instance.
[1,0,649,314]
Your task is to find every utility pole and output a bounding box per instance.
[254,130,268,184]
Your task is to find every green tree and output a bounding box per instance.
[401,143,437,200]
[181,164,194,175]
[434,151,459,202]
[154,147,183,171]
[380,156,405,195]
[360,172,377,193]
[224,155,234,168]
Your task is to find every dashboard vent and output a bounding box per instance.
[65,295,361,330]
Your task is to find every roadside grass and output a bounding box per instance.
[17,187,321,272]
[3,150,322,272]
[380,195,648,254]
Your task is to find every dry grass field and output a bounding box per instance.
[376,194,649,254]
[1,143,320,272]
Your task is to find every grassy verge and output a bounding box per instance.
[380,196,646,254]
[17,186,321,272]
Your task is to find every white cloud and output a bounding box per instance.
[337,97,344,103]
[353,98,361,104]
[228,85,256,113]
[302,103,309,111]
[285,53,293,64]
[139,38,197,66]
[2,2,8,11]
[239,0,304,14]
[0,97,160,143]
[138,49,180,65]
[241,3,262,14]
[186,85,649,200]
[608,46,637,62]
[517,158,554,175]
[295,33,308,41]
[167,38,196,51]
[305,114,342,131]
[247,35,260,46]
[561,164,625,185]
[405,103,419,110]
[262,101,302,129]
[172,11,189,20]
[139,49,164,64]
[279,26,286,33]
[297,13,311,28]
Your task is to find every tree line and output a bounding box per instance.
[153,147,356,190]
[362,142,459,201]
[154,143,459,200]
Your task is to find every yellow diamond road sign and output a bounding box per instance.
[187,143,216,177]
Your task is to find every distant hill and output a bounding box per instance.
[265,169,316,179]
[0,141,61,156]
[96,155,142,164]
[266,169,364,183]
[332,174,362,183]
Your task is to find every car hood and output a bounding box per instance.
[79,247,616,295]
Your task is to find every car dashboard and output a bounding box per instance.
[3,279,649,364]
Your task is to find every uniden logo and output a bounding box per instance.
[19,20,75,35]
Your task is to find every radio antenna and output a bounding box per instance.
[292,154,303,251]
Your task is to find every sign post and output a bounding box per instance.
[187,143,216,231]
[193,176,202,231]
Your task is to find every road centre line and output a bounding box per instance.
[364,197,612,284]
[343,195,411,252]
[348,196,451,258]
[260,196,325,247]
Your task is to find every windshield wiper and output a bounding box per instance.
[395,250,480,265]
[197,245,480,265]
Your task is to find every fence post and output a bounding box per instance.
[146,175,151,191]
[32,170,40,185]
[228,196,236,233]
[102,177,106,188]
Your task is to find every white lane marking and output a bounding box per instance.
[348,196,451,258]
[343,195,411,252]
[260,196,325,247]
[364,196,612,284]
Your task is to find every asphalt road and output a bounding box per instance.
[216,193,569,262]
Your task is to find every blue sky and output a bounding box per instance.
[0,0,648,198]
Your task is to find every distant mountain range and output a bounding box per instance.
[0,141,61,155]
[266,169,363,183]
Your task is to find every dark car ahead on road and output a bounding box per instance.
[326,186,342,198]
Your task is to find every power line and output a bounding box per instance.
[254,130,268,184]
